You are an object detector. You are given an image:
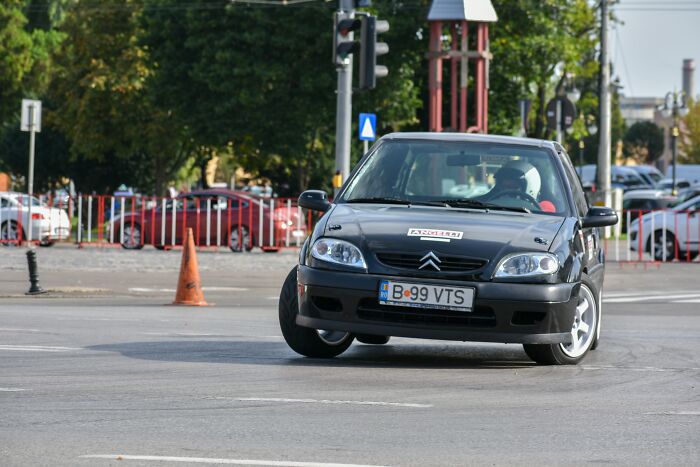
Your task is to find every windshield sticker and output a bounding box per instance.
[408,228,463,243]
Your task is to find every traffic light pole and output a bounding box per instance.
[334,0,355,194]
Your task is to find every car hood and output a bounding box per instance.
[325,204,565,263]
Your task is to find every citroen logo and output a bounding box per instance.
[419,251,442,271]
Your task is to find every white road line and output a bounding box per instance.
[604,294,700,303]
[129,287,248,293]
[234,397,433,408]
[0,345,81,352]
[673,299,700,304]
[0,328,42,333]
[582,365,700,373]
[80,455,390,467]
[644,411,700,416]
[0,388,29,392]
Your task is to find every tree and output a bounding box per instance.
[680,100,700,164]
[623,121,664,164]
[45,0,192,195]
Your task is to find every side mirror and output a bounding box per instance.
[582,206,618,228]
[299,190,331,212]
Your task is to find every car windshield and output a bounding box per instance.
[340,140,569,215]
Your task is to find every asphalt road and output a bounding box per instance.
[1,247,699,466]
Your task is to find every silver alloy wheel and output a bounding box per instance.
[316,330,351,346]
[1,222,20,245]
[560,284,597,358]
[653,232,674,261]
[122,225,141,248]
[230,226,250,251]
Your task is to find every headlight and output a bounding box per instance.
[494,252,559,278]
[311,238,366,269]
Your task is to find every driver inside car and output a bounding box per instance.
[482,160,557,213]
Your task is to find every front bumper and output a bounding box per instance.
[297,266,578,345]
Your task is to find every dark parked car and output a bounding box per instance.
[579,164,651,192]
[627,165,664,187]
[279,133,618,365]
[111,189,306,252]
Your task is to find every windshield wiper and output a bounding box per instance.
[437,198,531,214]
[345,197,447,207]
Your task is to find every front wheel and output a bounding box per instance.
[278,267,353,358]
[120,224,144,250]
[523,278,599,365]
[229,226,253,252]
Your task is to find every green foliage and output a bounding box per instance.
[48,0,191,195]
[680,100,700,164]
[623,121,664,164]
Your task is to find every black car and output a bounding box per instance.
[279,133,618,365]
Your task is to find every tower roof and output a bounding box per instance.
[427,0,498,22]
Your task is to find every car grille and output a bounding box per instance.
[375,252,487,273]
[357,298,496,328]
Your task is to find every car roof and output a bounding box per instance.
[623,189,673,200]
[379,132,554,149]
[627,165,661,174]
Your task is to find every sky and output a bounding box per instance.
[614,2,700,98]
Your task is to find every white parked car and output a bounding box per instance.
[629,194,700,261]
[0,192,71,246]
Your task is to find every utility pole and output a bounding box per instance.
[334,0,355,193]
[597,0,612,208]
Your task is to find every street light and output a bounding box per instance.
[661,90,690,195]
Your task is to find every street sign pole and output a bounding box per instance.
[21,99,42,244]
[364,140,368,154]
[27,104,36,243]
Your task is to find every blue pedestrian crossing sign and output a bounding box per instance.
[359,113,377,141]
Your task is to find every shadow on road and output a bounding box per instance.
[87,339,535,369]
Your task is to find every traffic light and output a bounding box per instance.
[358,16,389,90]
[334,14,361,66]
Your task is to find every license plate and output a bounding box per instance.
[378,280,474,312]
[292,230,305,238]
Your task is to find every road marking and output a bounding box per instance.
[604,294,700,303]
[0,388,29,392]
[129,287,248,293]
[234,397,432,408]
[673,299,700,304]
[80,455,390,467]
[644,411,700,416]
[582,365,700,373]
[0,328,42,333]
[0,345,81,353]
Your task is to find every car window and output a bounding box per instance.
[0,197,8,208]
[558,151,588,218]
[342,140,570,215]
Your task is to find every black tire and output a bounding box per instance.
[39,241,55,247]
[647,230,676,262]
[154,245,166,250]
[523,276,600,365]
[229,226,253,253]
[1,221,24,246]
[356,334,390,345]
[278,267,353,358]
[120,223,144,250]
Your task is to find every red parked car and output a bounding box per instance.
[110,190,307,252]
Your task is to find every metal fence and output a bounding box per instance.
[2,197,698,263]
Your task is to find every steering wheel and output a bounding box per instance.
[487,190,541,211]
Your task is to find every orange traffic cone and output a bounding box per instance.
[172,228,207,306]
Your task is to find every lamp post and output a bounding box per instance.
[661,90,690,195]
